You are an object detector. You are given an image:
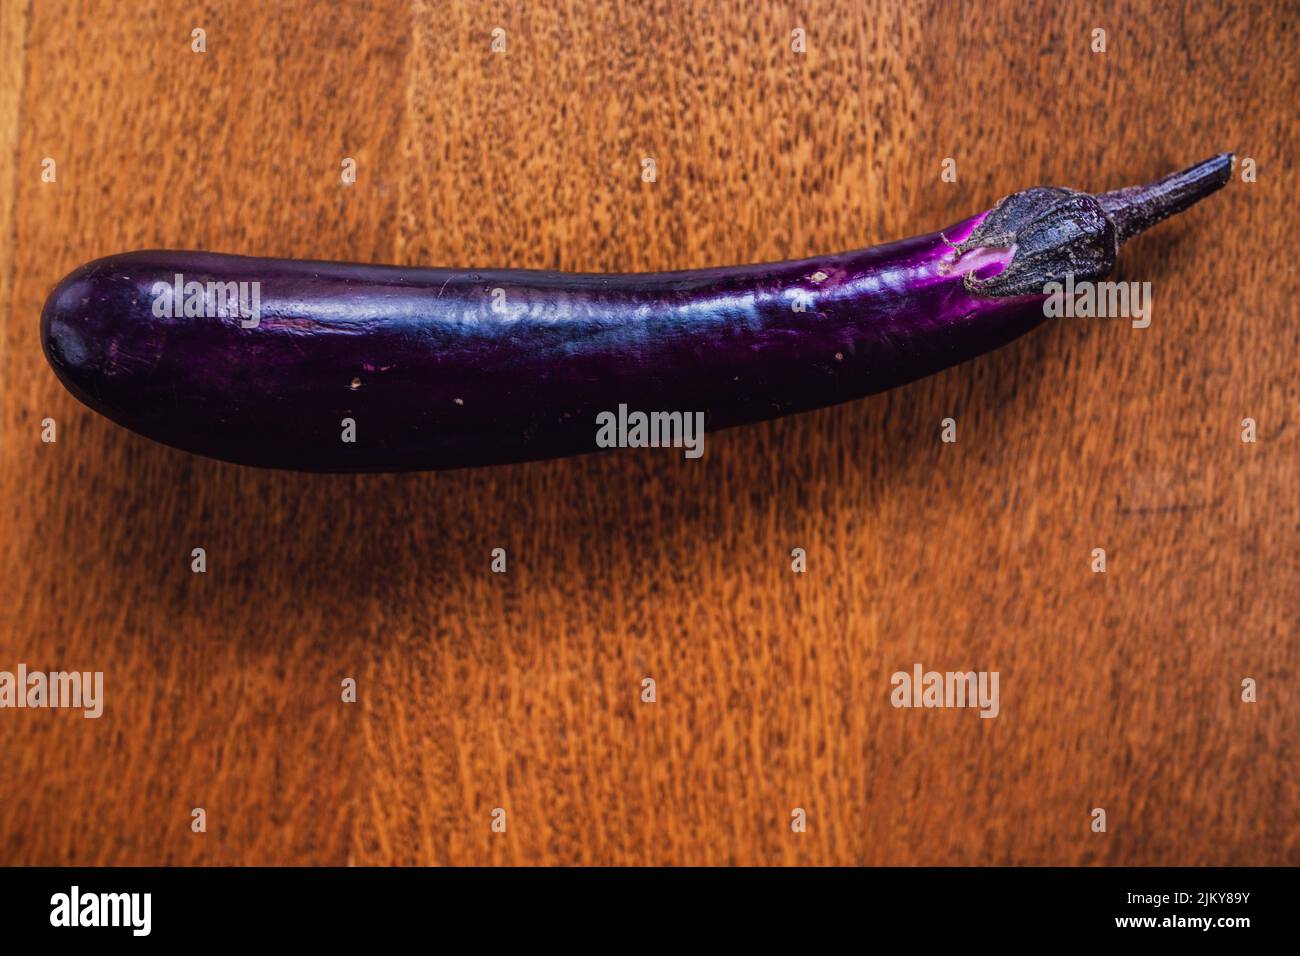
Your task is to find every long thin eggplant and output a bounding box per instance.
[41,154,1231,472]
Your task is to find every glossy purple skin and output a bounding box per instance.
[41,213,1044,471]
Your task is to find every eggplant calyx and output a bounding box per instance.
[960,153,1233,299]
[959,187,1116,298]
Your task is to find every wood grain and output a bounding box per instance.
[0,0,1295,866]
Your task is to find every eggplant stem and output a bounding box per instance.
[1096,152,1234,245]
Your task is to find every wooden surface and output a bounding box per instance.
[0,0,1295,866]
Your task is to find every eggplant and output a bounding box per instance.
[41,154,1231,472]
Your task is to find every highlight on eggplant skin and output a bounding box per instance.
[40,154,1231,473]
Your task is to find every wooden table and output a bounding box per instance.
[0,0,1294,866]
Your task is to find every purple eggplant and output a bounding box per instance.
[41,154,1231,472]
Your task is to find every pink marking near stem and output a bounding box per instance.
[953,244,1017,280]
